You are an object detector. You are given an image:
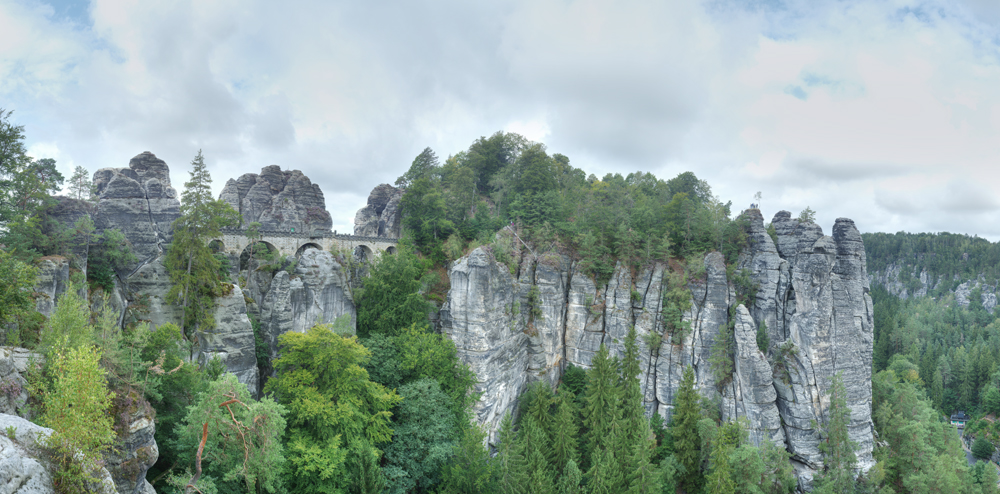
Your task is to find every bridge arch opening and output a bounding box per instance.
[296,242,323,257]
[385,246,397,255]
[240,241,278,271]
[354,244,374,263]
[208,239,225,254]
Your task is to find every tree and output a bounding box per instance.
[263,324,402,493]
[165,150,240,337]
[798,206,816,224]
[583,344,621,465]
[0,249,38,342]
[179,373,287,493]
[673,365,703,493]
[973,437,995,461]
[381,378,459,494]
[40,281,93,359]
[356,241,432,338]
[396,147,440,188]
[67,165,93,201]
[813,373,857,493]
[41,345,116,491]
[0,109,31,226]
[756,320,770,354]
[438,418,495,494]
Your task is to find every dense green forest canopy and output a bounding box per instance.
[864,232,1000,293]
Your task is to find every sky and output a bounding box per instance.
[3,0,1000,239]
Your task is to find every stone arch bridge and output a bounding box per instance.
[213,229,398,261]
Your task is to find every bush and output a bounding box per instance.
[972,436,995,460]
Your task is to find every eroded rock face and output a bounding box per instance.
[34,256,71,318]
[441,210,875,482]
[219,165,332,232]
[92,152,181,275]
[105,395,158,494]
[194,285,260,394]
[353,184,403,237]
[0,348,42,419]
[257,249,356,373]
[0,413,120,494]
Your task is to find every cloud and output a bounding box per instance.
[4,0,1000,239]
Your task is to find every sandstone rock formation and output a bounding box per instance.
[219,165,332,233]
[33,256,71,318]
[0,413,120,494]
[92,152,181,275]
[104,394,158,494]
[353,184,402,237]
[256,248,356,364]
[440,209,875,483]
[0,347,42,419]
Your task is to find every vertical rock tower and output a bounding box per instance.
[440,209,875,482]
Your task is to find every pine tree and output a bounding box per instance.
[586,445,624,494]
[673,365,703,493]
[550,389,580,475]
[556,459,582,494]
[813,372,857,493]
[67,165,92,201]
[583,343,622,468]
[496,414,522,494]
[626,420,663,494]
[165,150,240,337]
[619,326,647,463]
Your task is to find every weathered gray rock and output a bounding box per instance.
[33,257,70,318]
[353,184,403,238]
[439,247,528,443]
[194,285,259,394]
[220,166,332,232]
[256,249,356,380]
[440,210,876,485]
[125,257,184,330]
[104,395,158,494]
[0,348,42,419]
[0,413,119,494]
[49,197,95,272]
[92,152,180,275]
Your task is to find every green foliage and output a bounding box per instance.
[813,373,858,493]
[797,206,816,224]
[0,249,38,343]
[673,365,703,493]
[87,228,136,291]
[41,346,115,493]
[165,150,240,336]
[179,373,287,492]
[356,240,432,338]
[438,417,495,494]
[395,147,440,188]
[972,436,994,461]
[756,320,770,354]
[264,324,402,493]
[40,281,93,360]
[67,166,92,201]
[730,439,797,494]
[709,323,735,391]
[381,378,459,493]
[662,269,692,341]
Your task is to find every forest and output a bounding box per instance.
[0,107,995,493]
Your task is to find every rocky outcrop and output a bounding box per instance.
[49,197,95,272]
[257,248,356,366]
[353,184,402,238]
[0,348,42,419]
[105,396,158,494]
[219,165,332,233]
[33,256,71,318]
[0,413,119,494]
[440,209,875,481]
[92,152,181,275]
[194,285,260,393]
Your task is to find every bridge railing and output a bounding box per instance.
[218,228,398,244]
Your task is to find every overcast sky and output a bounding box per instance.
[3,0,1000,239]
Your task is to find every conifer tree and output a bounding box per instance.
[813,373,857,493]
[496,414,522,494]
[619,326,647,457]
[165,150,240,337]
[67,165,92,201]
[626,420,663,494]
[556,459,582,494]
[583,343,622,468]
[550,388,580,475]
[673,365,703,492]
[586,445,624,494]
